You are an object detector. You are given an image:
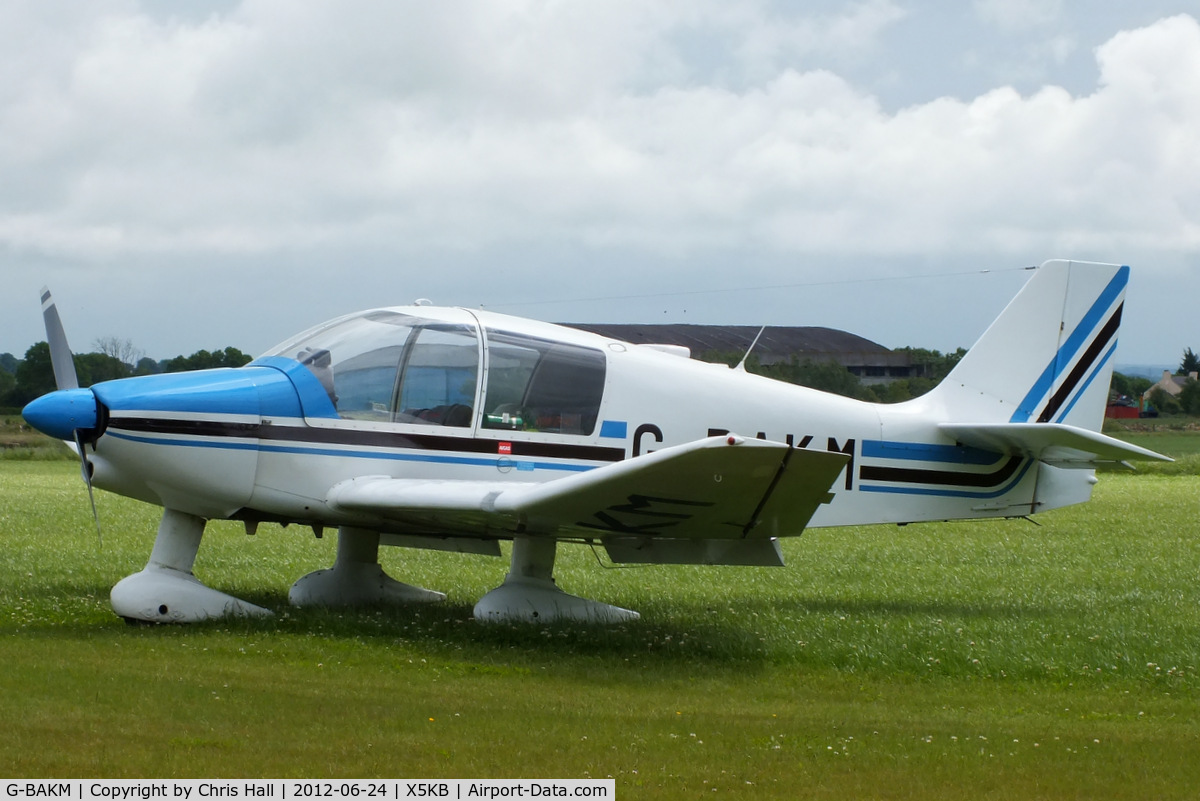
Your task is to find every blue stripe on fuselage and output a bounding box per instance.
[860,439,1002,465]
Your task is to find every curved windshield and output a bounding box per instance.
[263,311,479,426]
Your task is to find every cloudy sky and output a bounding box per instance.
[2,1,1197,369]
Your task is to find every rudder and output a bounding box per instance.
[934,260,1128,432]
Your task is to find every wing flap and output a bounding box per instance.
[327,435,849,541]
[497,435,848,539]
[939,422,1171,467]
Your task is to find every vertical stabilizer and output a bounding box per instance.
[932,260,1127,432]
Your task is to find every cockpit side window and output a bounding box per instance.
[482,332,605,436]
[394,325,479,427]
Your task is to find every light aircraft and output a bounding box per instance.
[22,260,1168,625]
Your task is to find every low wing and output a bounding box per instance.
[328,435,849,551]
[939,422,1171,467]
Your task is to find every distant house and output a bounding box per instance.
[565,324,922,385]
[1105,371,1198,419]
[1144,370,1199,399]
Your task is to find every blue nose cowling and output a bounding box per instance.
[22,388,100,441]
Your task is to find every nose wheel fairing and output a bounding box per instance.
[110,509,272,623]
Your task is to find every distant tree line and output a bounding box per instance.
[4,335,1199,417]
[699,346,968,403]
[704,345,1200,416]
[0,338,252,410]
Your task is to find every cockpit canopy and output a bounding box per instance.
[261,309,606,436]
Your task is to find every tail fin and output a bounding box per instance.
[912,261,1165,519]
[934,260,1127,432]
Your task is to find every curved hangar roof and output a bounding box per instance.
[564,324,896,364]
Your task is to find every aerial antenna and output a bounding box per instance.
[734,326,767,372]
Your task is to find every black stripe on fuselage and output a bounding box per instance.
[108,417,626,463]
[859,454,1024,488]
[1037,303,1123,424]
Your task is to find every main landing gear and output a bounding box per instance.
[289,527,445,607]
[473,536,639,624]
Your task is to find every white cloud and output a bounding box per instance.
[722,0,908,85]
[974,0,1063,32]
[1,3,1198,271]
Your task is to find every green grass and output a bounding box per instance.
[0,414,73,461]
[1106,423,1200,471]
[2,463,1199,797]
[1102,425,1200,476]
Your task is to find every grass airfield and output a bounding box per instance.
[2,451,1198,798]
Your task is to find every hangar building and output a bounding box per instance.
[566,324,923,386]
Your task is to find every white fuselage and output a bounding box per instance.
[83,306,1061,536]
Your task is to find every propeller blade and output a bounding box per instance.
[40,287,79,390]
[74,430,103,549]
[36,289,100,546]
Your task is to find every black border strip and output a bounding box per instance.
[1038,303,1123,423]
[859,454,1024,488]
[109,417,626,463]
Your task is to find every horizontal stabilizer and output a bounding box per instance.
[328,435,849,541]
[939,422,1171,467]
